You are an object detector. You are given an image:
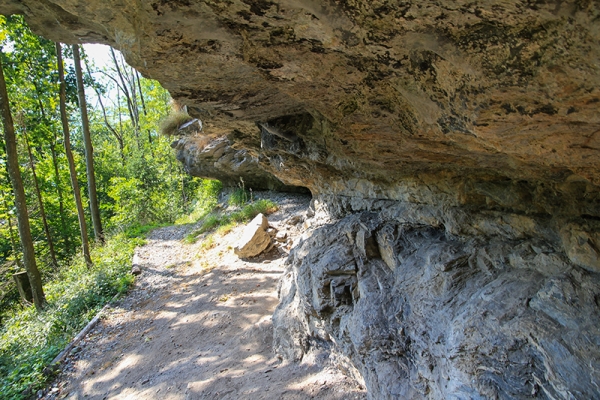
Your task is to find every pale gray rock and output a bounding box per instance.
[234,213,271,258]
[274,199,600,400]
[172,135,302,190]
[275,231,287,242]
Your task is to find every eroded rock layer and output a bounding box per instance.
[274,196,600,398]
[3,1,600,398]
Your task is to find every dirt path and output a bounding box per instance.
[48,194,366,400]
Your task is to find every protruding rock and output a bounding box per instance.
[234,213,271,258]
[376,224,398,271]
[275,231,288,242]
[560,223,600,273]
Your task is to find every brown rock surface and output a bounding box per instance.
[2,1,599,207]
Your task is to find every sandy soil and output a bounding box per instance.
[44,193,366,400]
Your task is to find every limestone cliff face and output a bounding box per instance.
[4,1,600,398]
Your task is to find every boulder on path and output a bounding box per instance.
[234,213,271,258]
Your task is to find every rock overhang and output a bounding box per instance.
[2,0,599,215]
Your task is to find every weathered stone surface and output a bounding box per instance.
[274,200,600,399]
[177,118,202,136]
[234,213,271,258]
[171,134,299,190]
[2,1,600,204]
[130,265,141,275]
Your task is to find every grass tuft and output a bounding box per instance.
[158,111,194,136]
[228,187,251,207]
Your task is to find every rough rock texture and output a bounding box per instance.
[4,1,600,398]
[274,197,600,399]
[234,213,272,258]
[171,134,300,190]
[3,1,600,198]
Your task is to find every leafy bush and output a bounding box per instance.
[176,180,222,225]
[0,231,143,399]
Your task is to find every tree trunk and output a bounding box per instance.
[56,42,93,267]
[32,81,71,252]
[2,194,20,260]
[23,128,59,269]
[50,141,70,250]
[73,45,104,243]
[0,50,46,310]
[13,271,33,304]
[84,58,125,164]
[110,48,140,148]
[135,70,147,116]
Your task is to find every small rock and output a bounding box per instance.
[131,266,142,275]
[287,215,303,225]
[275,231,288,242]
[234,213,271,258]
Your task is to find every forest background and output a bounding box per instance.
[0,15,222,398]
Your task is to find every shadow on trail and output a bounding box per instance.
[61,228,364,400]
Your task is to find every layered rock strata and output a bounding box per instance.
[3,1,600,398]
[274,195,600,398]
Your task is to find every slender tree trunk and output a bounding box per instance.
[135,70,147,116]
[33,76,71,253]
[84,58,125,164]
[2,195,20,261]
[0,50,46,310]
[73,45,104,243]
[110,48,140,148]
[129,67,140,125]
[23,128,59,269]
[50,140,70,250]
[56,42,93,267]
[117,90,123,138]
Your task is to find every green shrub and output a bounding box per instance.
[176,180,222,225]
[185,198,278,243]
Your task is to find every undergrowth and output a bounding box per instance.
[228,187,251,207]
[0,229,147,399]
[175,180,222,225]
[185,199,278,244]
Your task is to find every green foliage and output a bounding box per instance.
[158,111,194,136]
[122,222,169,239]
[228,187,251,207]
[185,198,278,243]
[0,17,219,397]
[176,180,222,225]
[0,232,141,399]
[0,21,239,399]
